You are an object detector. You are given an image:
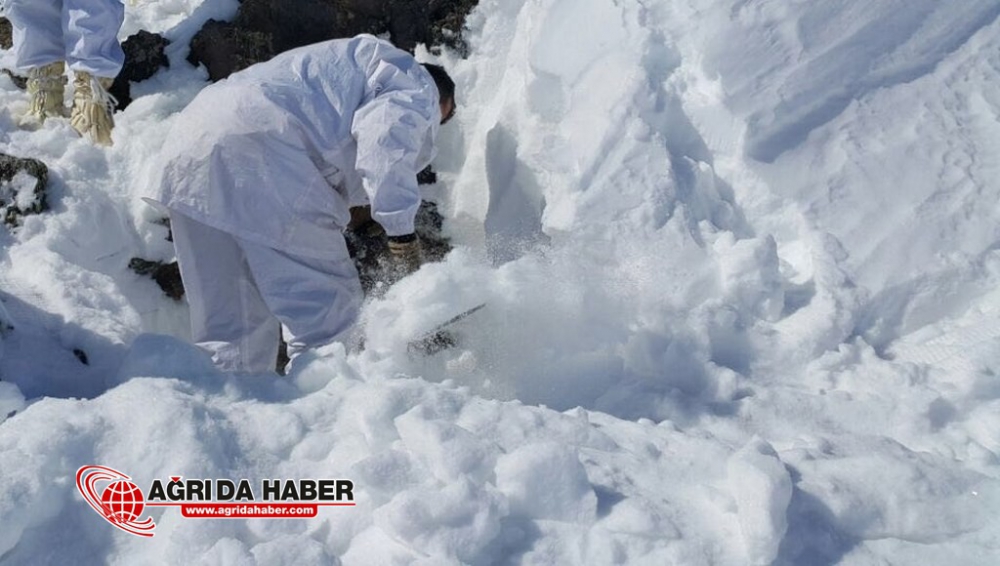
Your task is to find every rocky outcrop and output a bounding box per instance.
[189,0,479,81]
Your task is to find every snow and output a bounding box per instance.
[1,0,1000,564]
[0,171,39,213]
[495,441,596,523]
[727,438,792,565]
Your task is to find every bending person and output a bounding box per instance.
[153,34,456,373]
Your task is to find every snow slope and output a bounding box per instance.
[1,0,999,564]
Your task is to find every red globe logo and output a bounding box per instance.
[77,466,156,537]
[100,480,145,523]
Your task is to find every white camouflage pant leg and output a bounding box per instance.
[5,0,124,76]
[170,212,363,373]
[5,0,64,70]
[169,212,282,374]
[240,234,363,363]
[63,0,125,76]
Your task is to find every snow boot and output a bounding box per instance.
[20,61,68,127]
[70,71,117,146]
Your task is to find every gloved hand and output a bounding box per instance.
[387,233,423,277]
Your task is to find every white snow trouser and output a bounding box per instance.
[169,212,363,374]
[5,0,125,76]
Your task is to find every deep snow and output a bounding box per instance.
[1,0,999,564]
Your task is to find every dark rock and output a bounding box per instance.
[1,69,26,90]
[73,348,89,365]
[386,1,433,54]
[236,0,373,54]
[128,257,162,276]
[151,262,184,301]
[1,18,26,89]
[188,0,480,82]
[123,31,171,81]
[188,19,273,83]
[110,31,171,110]
[128,258,185,301]
[0,17,12,50]
[428,0,480,56]
[276,335,289,374]
[417,166,437,186]
[408,329,457,356]
[0,153,48,226]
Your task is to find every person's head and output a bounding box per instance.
[422,63,456,125]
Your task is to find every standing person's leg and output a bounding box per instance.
[169,212,282,374]
[240,236,364,367]
[6,0,68,124]
[6,0,64,70]
[62,0,124,77]
[63,0,124,145]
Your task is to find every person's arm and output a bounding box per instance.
[350,64,436,237]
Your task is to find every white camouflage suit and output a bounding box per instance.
[156,35,441,373]
[2,0,125,76]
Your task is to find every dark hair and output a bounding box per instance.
[422,63,455,106]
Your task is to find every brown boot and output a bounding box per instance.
[21,61,68,127]
[70,71,117,146]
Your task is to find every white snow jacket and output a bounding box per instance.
[156,35,441,259]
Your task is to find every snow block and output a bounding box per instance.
[726,437,793,565]
[495,441,598,523]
